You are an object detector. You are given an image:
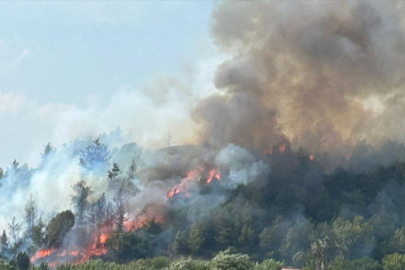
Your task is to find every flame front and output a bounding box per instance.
[30,248,56,261]
[167,167,202,198]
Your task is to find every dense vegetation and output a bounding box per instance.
[2,138,405,269]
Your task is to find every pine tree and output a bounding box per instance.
[172,230,189,255]
[71,180,92,226]
[188,224,205,255]
[79,138,111,171]
[113,188,126,233]
[127,159,137,180]
[238,224,255,251]
[94,193,107,228]
[24,194,37,238]
[41,142,54,159]
[108,163,122,190]
[1,230,8,253]
[8,216,21,245]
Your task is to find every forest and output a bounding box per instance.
[1,135,405,270]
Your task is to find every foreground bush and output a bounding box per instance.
[165,257,209,270]
[254,258,284,270]
[382,253,405,270]
[211,250,253,270]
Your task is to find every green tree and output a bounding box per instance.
[382,253,405,270]
[188,224,205,255]
[105,232,151,263]
[259,216,286,257]
[172,230,189,255]
[37,261,50,270]
[0,230,8,255]
[168,257,209,270]
[387,226,405,254]
[327,255,349,270]
[254,258,284,270]
[127,159,137,180]
[32,217,46,247]
[211,249,253,270]
[332,216,374,260]
[15,252,30,270]
[311,238,329,270]
[46,210,75,248]
[41,142,54,159]
[71,180,92,226]
[280,216,314,263]
[348,257,382,270]
[238,225,255,253]
[24,195,37,238]
[79,138,111,172]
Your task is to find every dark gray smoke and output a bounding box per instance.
[193,1,405,152]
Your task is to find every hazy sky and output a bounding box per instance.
[0,1,218,167]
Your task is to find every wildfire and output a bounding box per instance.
[167,167,202,198]
[31,231,109,266]
[30,248,56,261]
[99,234,108,245]
[309,154,315,161]
[125,217,148,231]
[207,169,221,184]
[279,143,286,153]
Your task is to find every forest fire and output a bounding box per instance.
[279,143,287,153]
[167,167,203,198]
[309,154,315,161]
[167,167,222,198]
[30,248,56,261]
[99,234,108,245]
[207,169,221,184]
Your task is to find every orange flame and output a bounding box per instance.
[279,143,286,153]
[207,169,221,184]
[30,248,56,261]
[99,234,108,245]
[167,167,202,198]
[309,154,315,161]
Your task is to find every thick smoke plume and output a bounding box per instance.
[193,1,405,152]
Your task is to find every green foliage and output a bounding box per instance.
[332,216,374,260]
[71,181,92,226]
[32,218,46,248]
[382,253,405,270]
[280,216,314,262]
[259,216,285,257]
[166,257,210,270]
[105,232,151,263]
[15,252,30,270]
[127,256,170,270]
[0,259,16,270]
[327,255,349,270]
[254,258,284,270]
[172,230,189,255]
[37,262,50,270]
[56,259,125,270]
[238,225,255,253]
[79,138,111,172]
[348,257,382,270]
[188,224,205,255]
[211,249,253,270]
[387,226,405,254]
[46,210,75,248]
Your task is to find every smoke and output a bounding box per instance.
[192,1,405,152]
[215,144,269,189]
